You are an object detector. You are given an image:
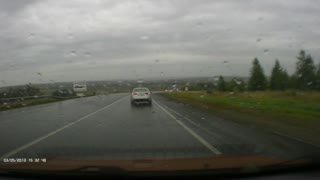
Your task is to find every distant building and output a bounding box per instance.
[167,84,179,92]
[73,83,87,92]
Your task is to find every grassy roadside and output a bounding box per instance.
[160,91,320,146]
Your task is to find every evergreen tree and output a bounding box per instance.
[295,50,316,90]
[248,58,267,91]
[270,59,289,90]
[288,74,298,89]
[217,76,226,91]
[315,63,320,90]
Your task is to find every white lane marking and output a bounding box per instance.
[160,102,320,150]
[160,103,224,140]
[153,100,222,155]
[0,96,128,159]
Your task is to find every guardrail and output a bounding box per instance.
[0,95,51,103]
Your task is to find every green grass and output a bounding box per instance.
[161,91,320,146]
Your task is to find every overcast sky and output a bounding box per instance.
[0,0,320,86]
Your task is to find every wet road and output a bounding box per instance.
[0,93,318,160]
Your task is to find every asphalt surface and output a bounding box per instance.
[0,93,319,160]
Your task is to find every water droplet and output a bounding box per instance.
[155,59,160,63]
[201,117,206,120]
[307,82,313,85]
[66,59,73,63]
[137,79,144,83]
[222,60,229,64]
[84,52,92,58]
[160,72,164,77]
[28,33,35,39]
[67,33,74,39]
[263,49,269,54]
[37,72,42,76]
[256,38,262,42]
[200,95,205,98]
[196,21,203,26]
[257,17,264,21]
[140,36,149,40]
[70,50,77,56]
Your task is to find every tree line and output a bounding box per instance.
[217,50,320,91]
[0,85,41,98]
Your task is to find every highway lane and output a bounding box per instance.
[0,94,126,156]
[0,93,319,160]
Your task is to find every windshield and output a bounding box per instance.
[0,0,320,176]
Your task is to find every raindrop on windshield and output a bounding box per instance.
[196,21,203,26]
[28,33,35,39]
[257,17,264,21]
[160,72,164,77]
[84,52,92,58]
[263,49,270,54]
[37,72,42,76]
[155,59,160,63]
[67,33,74,39]
[256,38,262,42]
[70,50,77,56]
[234,79,242,85]
[140,36,149,40]
[222,60,229,64]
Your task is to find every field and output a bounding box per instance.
[161,91,320,146]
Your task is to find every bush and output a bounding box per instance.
[284,90,297,97]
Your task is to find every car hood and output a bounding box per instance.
[0,155,311,174]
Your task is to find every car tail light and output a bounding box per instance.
[146,92,151,96]
[131,92,137,96]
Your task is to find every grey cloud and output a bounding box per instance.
[0,0,320,86]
